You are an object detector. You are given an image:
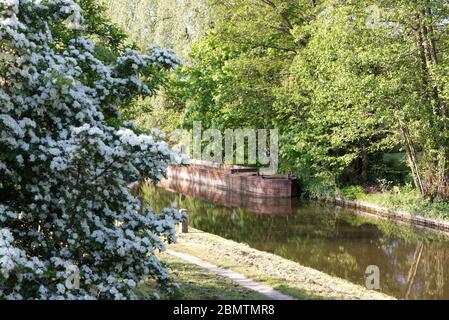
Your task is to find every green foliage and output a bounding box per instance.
[101,0,208,135]
[77,0,128,50]
[105,0,449,202]
[340,186,366,201]
[174,0,449,200]
[50,0,128,55]
[176,0,307,131]
[102,0,209,60]
[369,154,411,186]
[339,183,449,220]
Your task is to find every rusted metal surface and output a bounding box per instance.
[159,161,299,198]
[230,168,259,174]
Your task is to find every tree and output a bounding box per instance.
[175,0,449,200]
[0,0,184,299]
[276,0,405,188]
[173,0,311,131]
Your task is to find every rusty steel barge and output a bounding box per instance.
[158,160,299,198]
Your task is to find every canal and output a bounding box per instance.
[142,182,449,300]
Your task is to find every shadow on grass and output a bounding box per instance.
[272,284,323,300]
[137,259,269,300]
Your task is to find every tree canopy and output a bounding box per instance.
[160,0,449,199]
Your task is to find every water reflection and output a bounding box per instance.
[158,179,295,215]
[142,183,449,300]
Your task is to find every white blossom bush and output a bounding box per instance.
[0,0,185,299]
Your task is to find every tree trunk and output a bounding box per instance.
[422,6,446,116]
[414,19,433,112]
[361,151,368,183]
[402,126,426,197]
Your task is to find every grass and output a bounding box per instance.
[136,253,268,300]
[339,185,449,221]
[167,229,393,300]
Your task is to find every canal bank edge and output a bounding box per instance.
[169,228,394,300]
[323,197,449,233]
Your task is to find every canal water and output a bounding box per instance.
[142,182,449,300]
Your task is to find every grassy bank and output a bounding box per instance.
[167,229,394,300]
[339,185,449,221]
[137,253,268,300]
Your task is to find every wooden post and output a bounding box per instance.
[180,209,189,233]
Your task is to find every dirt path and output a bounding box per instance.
[166,249,295,300]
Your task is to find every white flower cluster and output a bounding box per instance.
[0,0,184,299]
